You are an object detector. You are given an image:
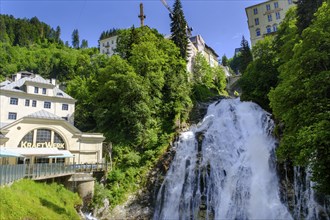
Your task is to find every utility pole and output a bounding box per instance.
[138,3,146,27]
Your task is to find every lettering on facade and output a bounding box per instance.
[20,141,65,149]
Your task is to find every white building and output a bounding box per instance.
[99,35,118,56]
[187,35,219,73]
[245,0,295,46]
[0,72,105,165]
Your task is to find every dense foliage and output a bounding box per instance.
[0,14,62,46]
[0,179,82,220]
[238,2,330,194]
[170,0,189,59]
[192,52,227,101]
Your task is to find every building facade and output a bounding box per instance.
[99,35,118,56]
[187,35,219,73]
[0,72,105,165]
[245,0,294,46]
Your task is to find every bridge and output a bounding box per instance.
[0,163,109,186]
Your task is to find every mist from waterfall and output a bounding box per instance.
[153,98,292,219]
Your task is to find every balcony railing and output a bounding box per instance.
[0,163,109,186]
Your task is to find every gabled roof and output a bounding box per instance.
[26,110,64,120]
[0,74,74,100]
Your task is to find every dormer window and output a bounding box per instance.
[56,92,63,96]
[34,87,39,94]
[42,88,47,94]
[14,86,20,90]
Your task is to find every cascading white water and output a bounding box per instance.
[153,98,292,219]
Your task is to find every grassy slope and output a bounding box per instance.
[0,179,82,220]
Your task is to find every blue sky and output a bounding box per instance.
[1,0,263,58]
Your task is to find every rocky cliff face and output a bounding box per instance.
[277,162,330,219]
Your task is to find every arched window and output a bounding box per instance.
[19,129,66,149]
[256,28,261,37]
[273,24,278,32]
[266,26,272,34]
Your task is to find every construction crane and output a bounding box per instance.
[160,0,193,36]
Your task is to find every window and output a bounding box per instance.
[266,4,271,11]
[62,104,69,111]
[32,100,37,107]
[10,97,18,105]
[288,0,293,4]
[111,40,114,44]
[36,129,51,143]
[266,26,272,33]
[21,131,33,143]
[276,12,281,20]
[44,101,51,109]
[274,2,279,8]
[256,28,261,36]
[8,112,17,120]
[255,18,259,25]
[35,158,49,164]
[25,99,30,106]
[42,88,46,94]
[253,8,258,15]
[34,87,39,94]
[273,24,278,32]
[268,14,273,22]
[54,132,65,144]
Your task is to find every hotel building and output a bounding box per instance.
[0,72,105,165]
[99,35,118,56]
[245,0,295,46]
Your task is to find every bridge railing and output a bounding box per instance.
[0,164,26,186]
[0,163,110,185]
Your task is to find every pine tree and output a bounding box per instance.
[170,0,189,59]
[55,26,61,43]
[72,29,80,49]
[81,39,88,49]
[221,54,228,66]
[239,36,253,74]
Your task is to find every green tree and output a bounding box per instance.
[238,36,279,111]
[229,53,242,74]
[269,3,330,194]
[55,26,61,43]
[71,29,79,49]
[170,0,189,59]
[221,54,228,66]
[80,39,88,49]
[239,35,253,74]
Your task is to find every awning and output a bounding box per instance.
[9,148,62,156]
[0,147,24,158]
[6,148,66,157]
[48,150,74,158]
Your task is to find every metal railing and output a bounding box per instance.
[0,163,109,186]
[0,164,26,185]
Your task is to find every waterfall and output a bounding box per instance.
[153,98,292,219]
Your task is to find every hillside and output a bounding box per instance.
[0,179,82,220]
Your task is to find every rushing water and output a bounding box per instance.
[153,98,292,219]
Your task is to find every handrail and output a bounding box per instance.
[0,163,110,186]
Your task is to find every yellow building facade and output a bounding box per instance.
[245,0,295,46]
[0,72,105,165]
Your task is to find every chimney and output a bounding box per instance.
[50,78,56,86]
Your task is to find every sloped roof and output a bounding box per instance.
[0,74,74,100]
[25,110,65,120]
